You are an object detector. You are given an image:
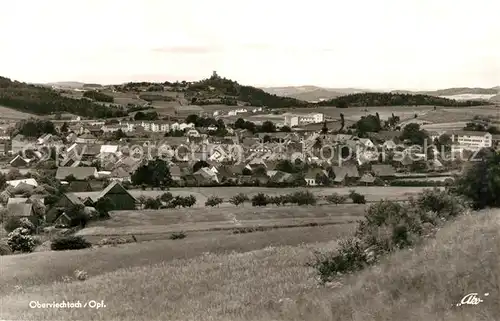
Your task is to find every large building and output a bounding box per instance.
[283,113,324,127]
[450,131,492,150]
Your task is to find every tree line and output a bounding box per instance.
[316,92,491,108]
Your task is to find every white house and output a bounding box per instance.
[7,178,38,188]
[450,131,492,150]
[284,113,324,127]
[179,123,195,131]
[186,129,200,137]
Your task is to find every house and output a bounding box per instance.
[6,178,38,188]
[55,167,98,181]
[110,167,131,182]
[6,203,36,221]
[193,167,219,185]
[371,164,396,178]
[267,171,294,185]
[382,140,397,150]
[7,197,29,205]
[359,173,376,185]
[75,133,98,144]
[186,128,200,137]
[97,181,136,210]
[304,168,329,186]
[46,192,85,223]
[67,181,94,192]
[331,165,359,184]
[9,155,31,167]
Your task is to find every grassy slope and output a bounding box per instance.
[1,210,498,320]
[0,105,38,120]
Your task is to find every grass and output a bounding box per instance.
[75,204,365,237]
[1,210,498,320]
[0,224,356,295]
[74,186,430,208]
[0,105,38,119]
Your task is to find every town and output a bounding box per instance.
[0,100,495,232]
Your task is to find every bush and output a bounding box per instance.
[349,190,366,204]
[160,192,173,203]
[97,237,130,246]
[325,193,348,205]
[205,196,223,207]
[309,238,368,283]
[7,228,37,253]
[144,197,161,209]
[0,241,12,255]
[51,236,92,251]
[4,216,22,233]
[289,190,317,205]
[229,193,249,206]
[389,180,445,187]
[356,200,424,255]
[169,231,186,240]
[269,195,284,206]
[169,195,197,208]
[310,188,471,283]
[252,193,269,206]
[414,188,468,220]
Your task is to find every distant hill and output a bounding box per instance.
[418,87,499,96]
[265,85,500,102]
[45,81,87,89]
[316,92,491,108]
[261,86,369,102]
[0,76,126,118]
[115,75,309,108]
[490,94,500,102]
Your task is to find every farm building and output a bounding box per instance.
[98,181,136,210]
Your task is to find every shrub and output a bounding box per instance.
[289,190,317,205]
[325,193,348,205]
[4,216,22,233]
[0,241,12,256]
[414,188,468,220]
[269,195,284,206]
[7,228,37,253]
[51,236,92,251]
[349,190,366,204]
[97,237,130,246]
[4,216,36,234]
[160,192,173,203]
[144,197,161,209]
[205,196,223,207]
[229,193,249,206]
[309,238,368,283]
[170,231,186,240]
[184,195,197,208]
[252,193,269,206]
[74,269,88,281]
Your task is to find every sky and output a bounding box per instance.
[0,0,499,90]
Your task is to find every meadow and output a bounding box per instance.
[75,204,366,237]
[1,210,498,321]
[0,105,38,120]
[75,186,430,208]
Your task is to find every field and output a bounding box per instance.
[1,209,498,320]
[0,105,38,120]
[75,204,366,238]
[74,186,430,208]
